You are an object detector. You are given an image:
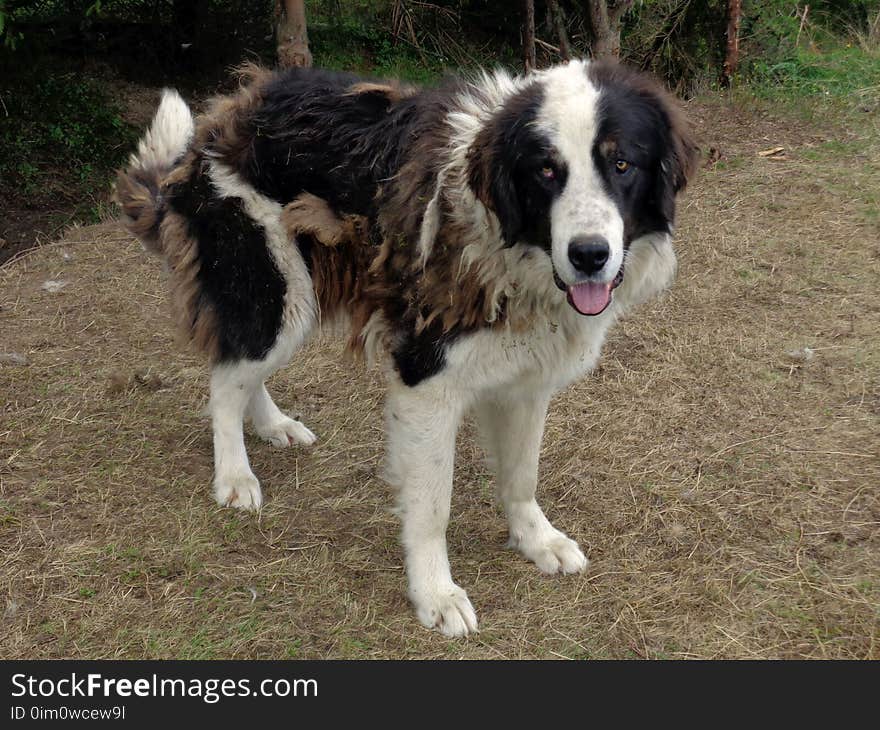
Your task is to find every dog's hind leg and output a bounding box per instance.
[476,386,588,575]
[211,321,317,510]
[210,360,267,510]
[247,383,317,448]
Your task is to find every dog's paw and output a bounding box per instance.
[509,524,589,574]
[411,584,479,638]
[516,532,589,575]
[214,472,263,511]
[256,416,317,448]
[506,501,589,575]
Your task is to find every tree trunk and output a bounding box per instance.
[277,0,312,69]
[547,0,572,61]
[523,0,537,71]
[721,0,741,87]
[585,0,633,59]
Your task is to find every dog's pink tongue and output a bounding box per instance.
[567,281,612,315]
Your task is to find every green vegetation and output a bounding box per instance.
[749,45,880,101]
[734,0,880,117]
[310,14,452,82]
[306,1,518,82]
[0,71,136,205]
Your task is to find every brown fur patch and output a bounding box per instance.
[280,188,501,357]
[369,85,507,338]
[598,138,617,158]
[666,101,700,192]
[345,81,417,104]
[411,218,501,335]
[313,238,381,355]
[192,62,274,174]
[114,167,164,255]
[159,209,222,363]
[376,85,459,246]
[281,193,369,248]
[280,194,380,354]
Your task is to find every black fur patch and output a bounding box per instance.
[589,66,680,243]
[241,68,426,217]
[468,84,568,251]
[392,327,448,387]
[167,161,286,362]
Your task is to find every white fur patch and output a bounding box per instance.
[130,89,194,172]
[615,232,678,311]
[535,61,625,286]
[383,378,478,636]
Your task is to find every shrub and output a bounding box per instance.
[0,71,137,204]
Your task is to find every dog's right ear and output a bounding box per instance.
[467,85,544,247]
[467,126,523,246]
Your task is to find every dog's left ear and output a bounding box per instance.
[658,98,699,221]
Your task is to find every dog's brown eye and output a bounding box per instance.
[615,159,630,173]
[540,166,555,180]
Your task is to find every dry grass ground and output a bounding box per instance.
[1,97,878,659]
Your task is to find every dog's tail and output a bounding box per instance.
[114,89,194,256]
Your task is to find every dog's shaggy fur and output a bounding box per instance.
[116,59,697,636]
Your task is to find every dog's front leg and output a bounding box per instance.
[385,380,477,637]
[477,387,588,575]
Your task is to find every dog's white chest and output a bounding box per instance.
[443,308,614,395]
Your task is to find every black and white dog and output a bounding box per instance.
[116,59,697,636]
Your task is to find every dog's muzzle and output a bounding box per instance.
[553,265,625,316]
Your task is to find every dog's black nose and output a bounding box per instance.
[568,235,610,276]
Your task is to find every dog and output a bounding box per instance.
[115,59,697,637]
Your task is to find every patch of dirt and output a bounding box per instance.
[0,208,71,268]
[0,99,878,659]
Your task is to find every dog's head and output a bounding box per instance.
[468,60,698,316]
